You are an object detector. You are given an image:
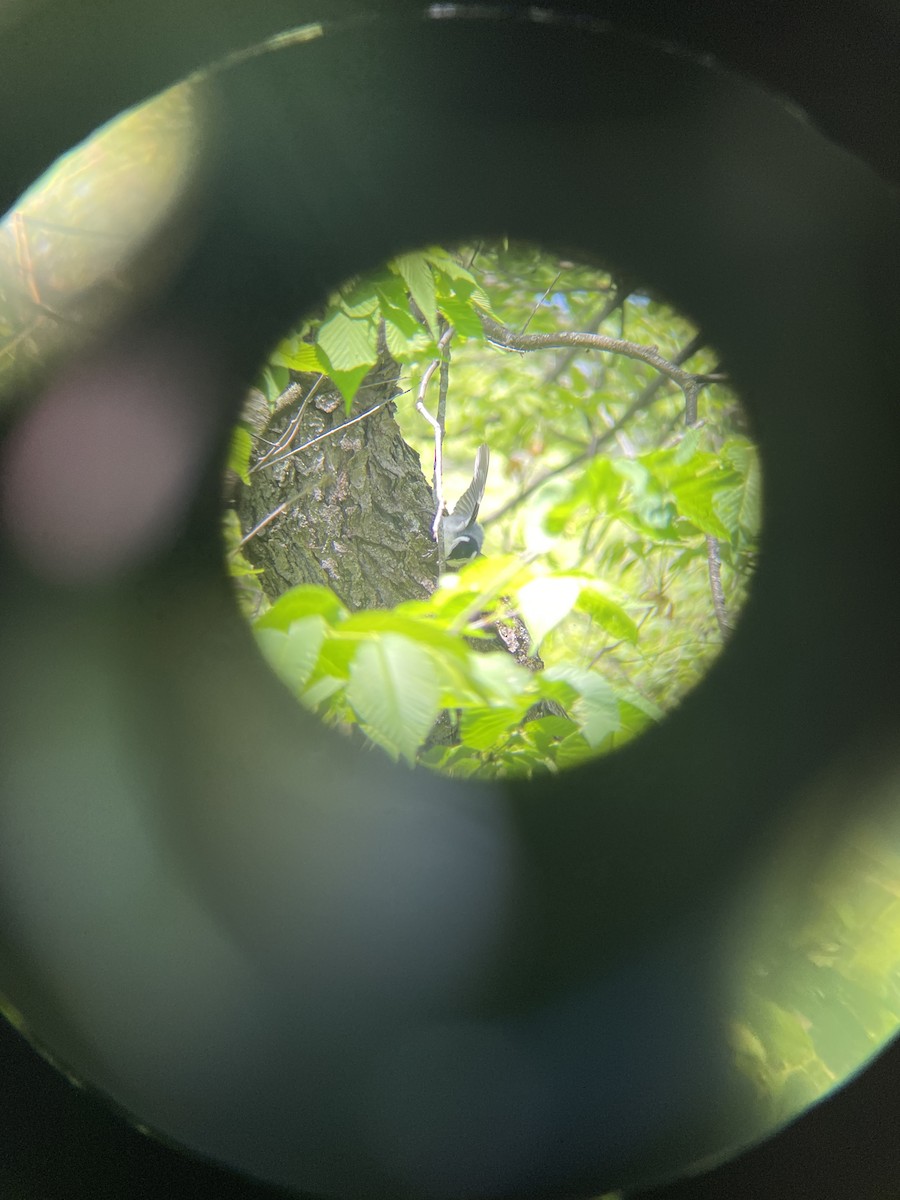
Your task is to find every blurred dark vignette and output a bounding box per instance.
[0,3,899,1200]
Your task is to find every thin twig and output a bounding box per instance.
[706,534,732,638]
[590,638,625,666]
[485,380,663,523]
[251,376,323,472]
[415,324,456,545]
[232,500,291,552]
[589,599,655,667]
[485,330,713,525]
[521,270,561,334]
[598,402,637,458]
[252,394,397,476]
[436,341,451,564]
[437,321,450,446]
[541,277,634,386]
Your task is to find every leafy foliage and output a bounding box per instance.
[253,559,653,776]
[269,246,493,406]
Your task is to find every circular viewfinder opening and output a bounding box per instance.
[224,239,762,778]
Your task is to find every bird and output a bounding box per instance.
[441,444,490,563]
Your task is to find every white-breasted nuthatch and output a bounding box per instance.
[441,443,490,563]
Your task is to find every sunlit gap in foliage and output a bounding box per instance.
[224,241,762,778]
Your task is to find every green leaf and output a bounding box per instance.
[255,584,348,632]
[323,363,373,409]
[717,441,763,536]
[261,364,291,401]
[615,686,665,724]
[445,752,490,779]
[418,743,481,773]
[302,674,346,708]
[722,439,755,475]
[379,301,421,338]
[339,282,381,319]
[227,424,253,486]
[424,250,495,315]
[316,309,379,372]
[422,246,471,277]
[375,272,417,314]
[346,634,442,764]
[672,425,704,465]
[437,294,485,338]
[339,609,472,663]
[270,339,324,372]
[671,470,734,539]
[315,635,359,681]
[438,554,534,619]
[575,690,621,748]
[613,458,679,534]
[384,317,431,361]
[575,580,639,642]
[256,616,327,694]
[515,575,582,649]
[524,713,580,740]
[459,706,522,751]
[393,252,438,336]
[396,588,488,626]
[550,730,596,770]
[544,665,620,748]
[226,550,263,580]
[616,699,659,742]
[645,446,720,487]
[544,458,623,534]
[523,716,583,764]
[466,651,532,707]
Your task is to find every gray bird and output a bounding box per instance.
[441,444,490,562]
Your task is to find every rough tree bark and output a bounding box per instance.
[235,349,438,611]
[233,344,564,745]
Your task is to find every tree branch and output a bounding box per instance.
[705,534,732,638]
[485,330,713,524]
[251,375,323,472]
[415,323,456,552]
[521,269,561,334]
[541,275,636,386]
[481,312,704,405]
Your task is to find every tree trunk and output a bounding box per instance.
[233,349,565,749]
[235,352,438,611]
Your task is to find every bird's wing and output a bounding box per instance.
[451,444,490,524]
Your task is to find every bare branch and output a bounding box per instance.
[705,534,732,638]
[251,375,324,473]
[485,330,715,525]
[541,276,635,386]
[521,269,561,334]
[437,323,450,442]
[481,312,702,399]
[415,324,456,553]
[485,333,708,524]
